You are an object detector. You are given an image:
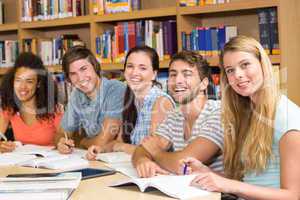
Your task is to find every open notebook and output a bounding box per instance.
[107,160,212,199]
[18,154,89,170]
[0,142,88,170]
[0,153,37,166]
[96,152,132,163]
[110,174,211,199]
[13,143,56,157]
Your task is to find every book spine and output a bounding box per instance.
[257,9,271,54]
[0,2,3,24]
[269,8,280,55]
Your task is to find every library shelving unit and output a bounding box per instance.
[0,0,299,105]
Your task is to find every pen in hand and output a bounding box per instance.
[183,163,188,175]
[63,131,74,149]
[0,132,8,142]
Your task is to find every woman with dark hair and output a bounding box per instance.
[86,46,174,158]
[0,52,62,152]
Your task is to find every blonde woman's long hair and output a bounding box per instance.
[220,35,280,180]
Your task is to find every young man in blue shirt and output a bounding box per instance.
[55,46,126,153]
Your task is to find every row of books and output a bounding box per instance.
[92,0,141,15]
[23,34,84,66]
[258,8,279,55]
[95,20,177,64]
[181,25,237,57]
[179,0,230,7]
[0,40,19,68]
[0,1,4,24]
[21,0,87,22]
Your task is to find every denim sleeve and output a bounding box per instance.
[103,81,126,119]
[60,94,80,132]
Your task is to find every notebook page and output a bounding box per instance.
[149,175,210,199]
[96,152,131,163]
[0,153,37,166]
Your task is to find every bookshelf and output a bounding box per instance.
[0,0,299,105]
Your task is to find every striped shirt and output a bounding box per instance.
[155,100,224,172]
[130,86,175,145]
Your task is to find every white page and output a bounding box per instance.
[0,190,70,200]
[107,162,138,178]
[14,144,55,157]
[0,172,81,182]
[0,173,81,192]
[0,153,37,166]
[149,175,210,199]
[96,152,131,163]
[18,155,89,170]
[110,174,210,199]
[43,157,89,170]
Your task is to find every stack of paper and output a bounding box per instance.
[0,172,81,200]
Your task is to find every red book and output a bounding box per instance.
[128,21,136,49]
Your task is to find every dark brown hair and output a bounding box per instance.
[122,46,160,143]
[62,46,101,81]
[169,50,213,96]
[0,52,58,120]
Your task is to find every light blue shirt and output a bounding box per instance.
[130,86,174,145]
[243,95,300,187]
[61,77,126,138]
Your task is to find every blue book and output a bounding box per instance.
[217,26,225,52]
[205,27,212,56]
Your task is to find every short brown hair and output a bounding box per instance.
[169,50,210,80]
[62,46,101,81]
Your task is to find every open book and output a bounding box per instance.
[13,143,56,157]
[0,153,37,166]
[18,154,89,170]
[96,152,131,163]
[110,174,211,199]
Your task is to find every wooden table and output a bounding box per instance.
[0,161,221,200]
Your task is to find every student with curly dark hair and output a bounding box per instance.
[0,52,62,152]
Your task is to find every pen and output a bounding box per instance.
[64,131,69,141]
[63,131,73,149]
[0,132,8,142]
[183,163,188,175]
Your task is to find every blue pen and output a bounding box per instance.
[183,163,188,175]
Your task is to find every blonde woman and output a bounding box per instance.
[182,36,300,200]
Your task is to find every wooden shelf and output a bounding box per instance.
[205,54,280,67]
[46,65,63,73]
[178,0,278,15]
[0,23,18,32]
[0,65,63,75]
[101,59,171,71]
[93,7,176,23]
[19,16,91,29]
[0,67,13,75]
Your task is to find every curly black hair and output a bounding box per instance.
[0,52,59,121]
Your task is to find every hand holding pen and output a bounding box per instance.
[57,132,75,154]
[0,132,16,153]
[180,157,211,175]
